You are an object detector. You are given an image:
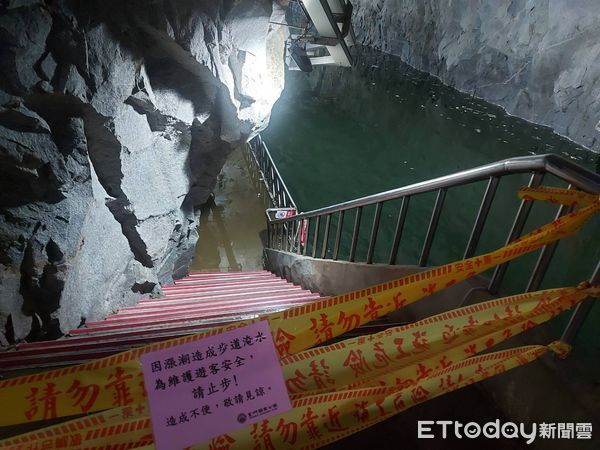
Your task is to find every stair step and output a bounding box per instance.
[126,289,311,310]
[170,278,281,288]
[186,270,269,277]
[101,296,320,322]
[4,321,395,358]
[161,279,294,295]
[0,271,323,371]
[113,293,320,315]
[176,273,275,283]
[0,322,397,371]
[70,314,255,335]
[0,349,134,370]
[87,298,318,328]
[17,322,226,350]
[157,285,302,300]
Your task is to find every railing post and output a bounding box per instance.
[276,178,281,205]
[464,176,499,259]
[302,218,310,256]
[419,188,447,267]
[333,210,345,260]
[349,207,362,262]
[366,202,383,264]
[321,214,332,259]
[525,188,574,292]
[288,220,294,252]
[278,223,284,250]
[560,260,600,345]
[295,219,302,254]
[270,166,275,201]
[389,196,410,265]
[311,216,321,258]
[271,223,276,249]
[488,172,544,293]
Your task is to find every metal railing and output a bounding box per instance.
[247,135,297,210]
[263,151,600,344]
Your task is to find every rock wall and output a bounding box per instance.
[0,0,286,343]
[352,0,600,153]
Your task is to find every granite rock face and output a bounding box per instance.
[353,0,600,152]
[0,0,286,343]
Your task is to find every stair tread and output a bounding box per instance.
[92,298,319,323]
[0,271,321,370]
[129,291,317,308]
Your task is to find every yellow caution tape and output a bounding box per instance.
[0,187,597,427]
[190,343,564,450]
[246,341,555,448]
[0,402,150,450]
[280,285,598,396]
[1,343,567,450]
[271,192,598,358]
[518,186,597,206]
[2,284,596,449]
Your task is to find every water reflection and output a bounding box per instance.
[270,47,594,202]
[263,45,598,292]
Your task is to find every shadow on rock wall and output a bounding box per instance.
[0,0,286,343]
[352,0,600,153]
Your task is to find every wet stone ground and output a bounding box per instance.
[191,147,268,273]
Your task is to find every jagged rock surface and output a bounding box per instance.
[353,0,600,152]
[0,0,286,343]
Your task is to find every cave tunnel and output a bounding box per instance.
[1,1,599,449]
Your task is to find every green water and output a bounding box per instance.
[263,47,599,353]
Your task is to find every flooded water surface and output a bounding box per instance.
[262,46,599,350]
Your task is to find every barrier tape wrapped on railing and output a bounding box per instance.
[0,343,575,450]
[280,285,597,395]
[0,187,598,449]
[518,186,597,207]
[0,187,597,426]
[1,282,596,450]
[193,342,569,450]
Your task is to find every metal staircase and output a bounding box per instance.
[2,137,597,373]
[248,136,600,347]
[0,271,321,371]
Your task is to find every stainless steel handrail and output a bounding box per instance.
[270,154,600,223]
[247,135,297,210]
[560,261,600,345]
[261,149,599,345]
[266,153,599,273]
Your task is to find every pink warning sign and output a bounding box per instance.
[140,321,292,450]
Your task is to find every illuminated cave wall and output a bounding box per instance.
[0,0,286,342]
[353,0,600,153]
